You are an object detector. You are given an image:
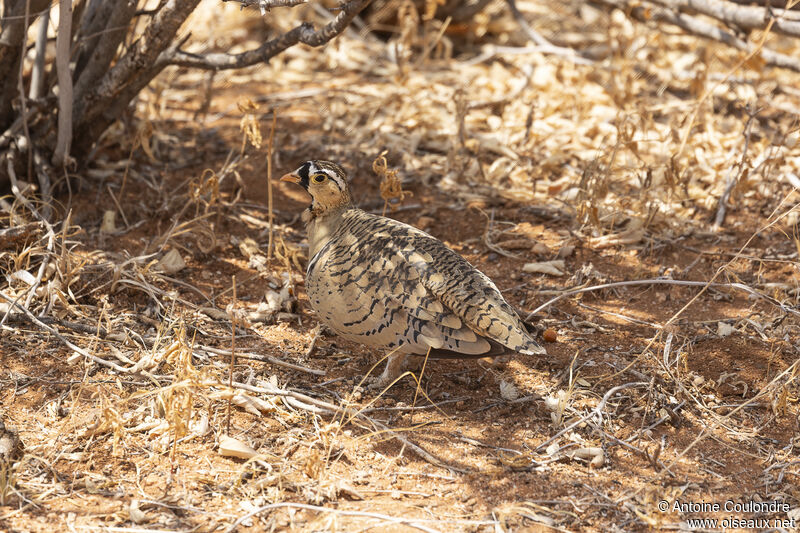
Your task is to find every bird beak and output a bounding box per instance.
[280,172,301,184]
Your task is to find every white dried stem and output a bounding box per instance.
[0,291,131,373]
[52,0,73,168]
[594,0,800,72]
[28,5,49,100]
[221,0,307,10]
[651,0,800,38]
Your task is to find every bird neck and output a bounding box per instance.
[309,189,353,218]
[304,203,352,259]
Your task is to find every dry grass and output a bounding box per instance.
[2,0,800,531]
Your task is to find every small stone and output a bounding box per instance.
[531,242,549,255]
[556,244,575,258]
[100,210,117,233]
[156,249,186,274]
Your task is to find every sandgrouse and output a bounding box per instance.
[281,160,546,384]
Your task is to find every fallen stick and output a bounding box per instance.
[231,380,464,473]
[0,291,131,373]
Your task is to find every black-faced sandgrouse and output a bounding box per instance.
[280,160,545,384]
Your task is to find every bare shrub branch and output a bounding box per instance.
[651,0,800,38]
[164,0,372,70]
[221,0,308,9]
[28,5,48,100]
[72,0,203,155]
[52,0,73,168]
[593,0,800,72]
[0,0,50,130]
[72,0,138,103]
[506,0,595,64]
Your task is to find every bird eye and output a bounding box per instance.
[312,174,326,183]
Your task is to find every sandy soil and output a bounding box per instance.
[2,0,799,531]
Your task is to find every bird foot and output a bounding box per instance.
[485,354,511,369]
[367,353,409,390]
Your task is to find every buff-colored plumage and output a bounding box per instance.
[281,160,545,383]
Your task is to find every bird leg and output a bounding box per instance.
[375,352,409,387]
[485,354,512,369]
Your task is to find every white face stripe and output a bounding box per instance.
[297,160,347,192]
[298,160,352,215]
[326,171,346,191]
[311,163,345,190]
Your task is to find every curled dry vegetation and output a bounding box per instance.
[2,0,800,531]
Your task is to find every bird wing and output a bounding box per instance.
[319,210,545,358]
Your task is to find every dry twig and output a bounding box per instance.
[535,382,649,453]
[594,0,800,72]
[232,380,462,473]
[200,346,325,376]
[714,108,756,228]
[266,112,277,259]
[221,0,308,10]
[650,0,800,38]
[0,292,130,373]
[527,278,800,319]
[163,0,373,70]
[505,0,594,64]
[225,502,445,533]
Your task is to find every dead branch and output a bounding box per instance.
[28,5,48,100]
[14,0,33,185]
[593,0,800,72]
[221,0,308,10]
[714,108,756,228]
[0,291,131,373]
[0,221,44,245]
[72,0,203,154]
[3,0,375,177]
[527,278,800,319]
[72,0,137,108]
[728,0,800,7]
[2,313,110,337]
[650,0,800,39]
[224,502,442,533]
[0,0,50,130]
[51,0,73,169]
[233,380,464,473]
[505,0,594,64]
[202,345,326,376]
[163,0,372,70]
[73,0,118,81]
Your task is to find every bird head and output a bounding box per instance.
[280,160,352,218]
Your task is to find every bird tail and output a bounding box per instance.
[520,342,547,356]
